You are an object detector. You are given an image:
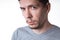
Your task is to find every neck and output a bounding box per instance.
[32,21,52,34]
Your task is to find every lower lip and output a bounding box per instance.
[28,22,34,25]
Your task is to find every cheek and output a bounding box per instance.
[32,10,46,23]
[31,9,42,21]
[32,13,41,24]
[22,12,27,20]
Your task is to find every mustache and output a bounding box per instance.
[26,19,36,22]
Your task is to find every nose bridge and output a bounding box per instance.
[25,8,32,18]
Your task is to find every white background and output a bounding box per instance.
[0,0,60,40]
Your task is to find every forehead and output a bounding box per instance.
[19,0,41,7]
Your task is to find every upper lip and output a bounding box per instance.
[27,21,34,25]
[26,19,34,24]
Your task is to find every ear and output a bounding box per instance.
[46,3,50,14]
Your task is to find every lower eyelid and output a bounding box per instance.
[31,7,37,9]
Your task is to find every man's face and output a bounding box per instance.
[19,0,49,29]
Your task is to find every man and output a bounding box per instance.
[12,0,60,40]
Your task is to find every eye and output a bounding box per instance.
[31,6,37,10]
[20,7,25,11]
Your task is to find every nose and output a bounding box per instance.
[25,8,32,18]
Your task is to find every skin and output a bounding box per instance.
[19,0,52,34]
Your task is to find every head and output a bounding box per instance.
[18,0,50,29]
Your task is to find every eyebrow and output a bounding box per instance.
[20,7,24,9]
[20,4,40,8]
[28,5,37,7]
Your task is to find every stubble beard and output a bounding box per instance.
[29,21,45,30]
[29,18,46,30]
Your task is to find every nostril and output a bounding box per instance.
[26,13,32,18]
[27,13,32,18]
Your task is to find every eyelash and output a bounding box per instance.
[31,6,37,9]
[20,6,37,11]
[20,8,25,11]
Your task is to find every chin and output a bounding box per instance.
[28,24,39,29]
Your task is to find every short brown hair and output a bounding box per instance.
[18,0,49,5]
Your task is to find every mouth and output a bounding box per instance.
[26,19,36,25]
[28,22,34,25]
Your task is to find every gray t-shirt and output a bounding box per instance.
[12,25,60,40]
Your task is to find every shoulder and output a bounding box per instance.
[50,25,60,39]
[53,25,60,32]
[12,26,28,40]
[14,26,28,35]
[51,25,60,34]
